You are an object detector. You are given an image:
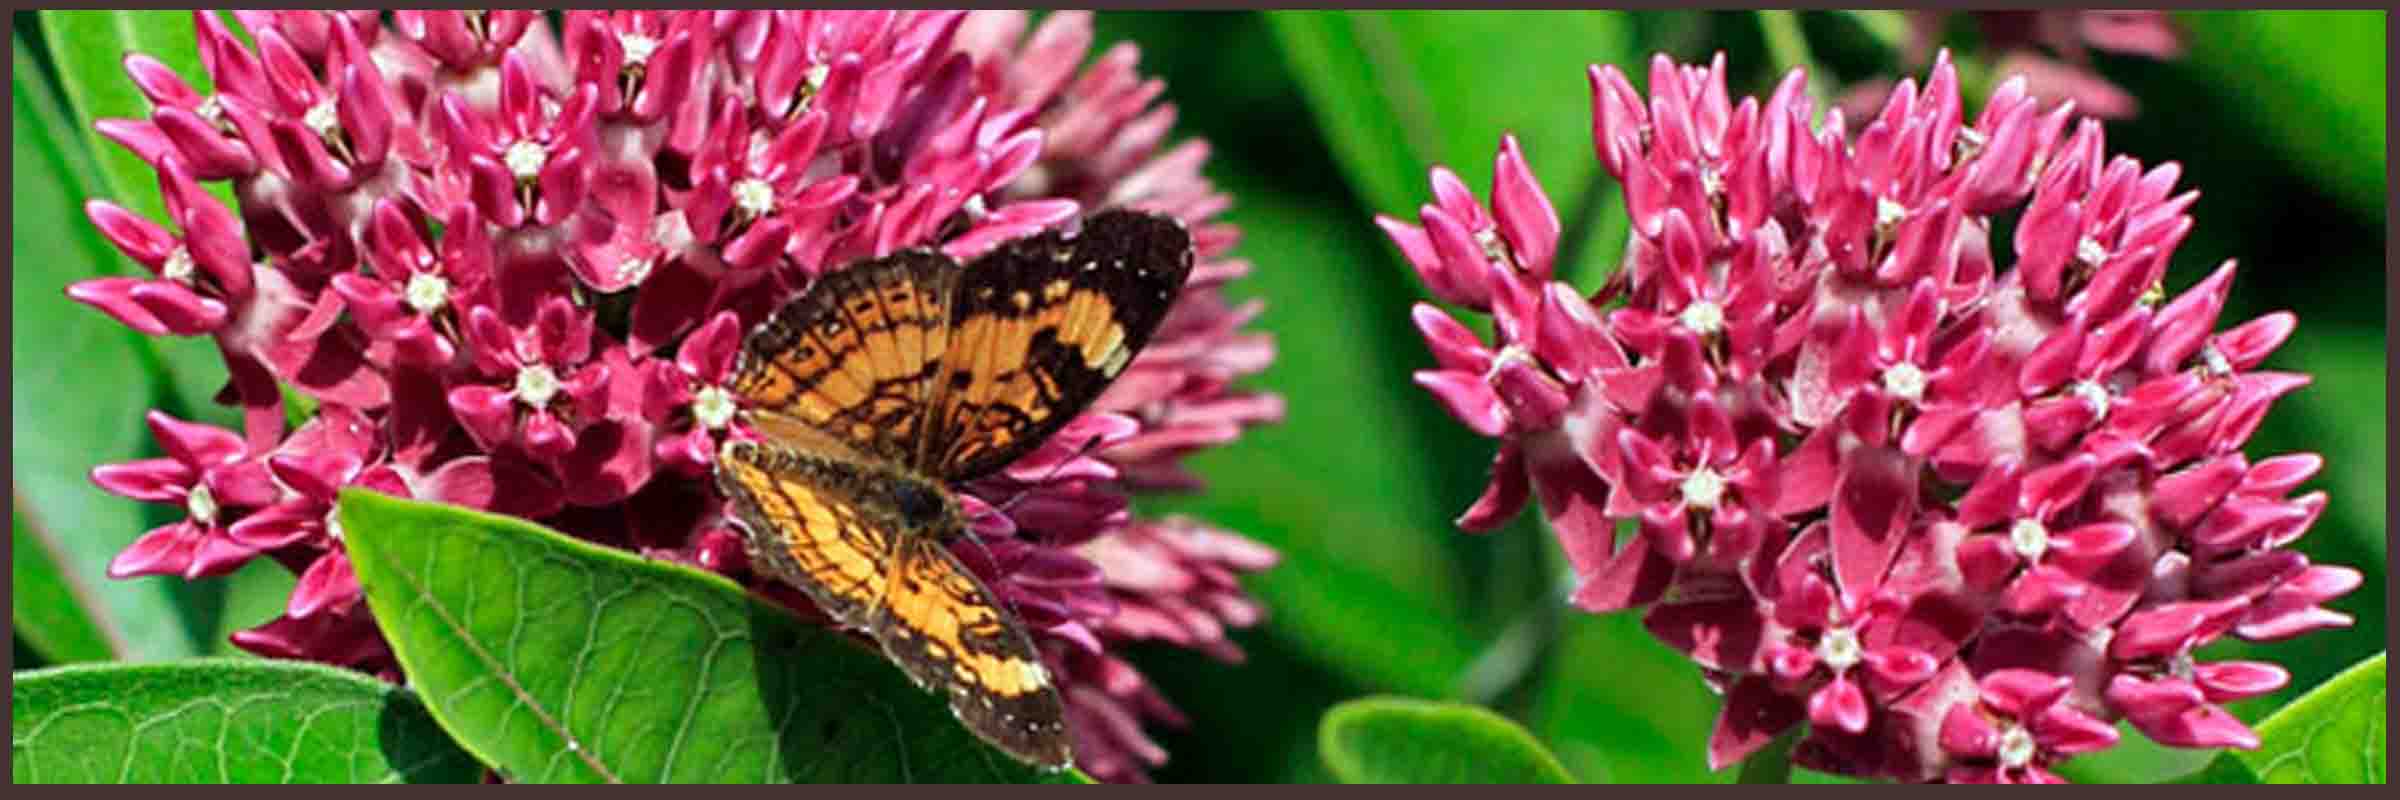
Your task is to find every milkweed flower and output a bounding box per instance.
[1836,11,2183,124]
[1381,51,2354,782]
[75,9,1278,781]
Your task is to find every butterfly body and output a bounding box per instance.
[713,210,1194,771]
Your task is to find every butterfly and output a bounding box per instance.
[713,209,1193,770]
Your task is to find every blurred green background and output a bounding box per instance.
[10,10,2386,783]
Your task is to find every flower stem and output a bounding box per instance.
[1736,728,1800,784]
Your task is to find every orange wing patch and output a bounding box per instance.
[729,251,957,466]
[714,440,895,631]
[922,211,1193,480]
[876,536,1072,767]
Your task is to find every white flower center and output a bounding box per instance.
[403,272,451,315]
[194,95,225,125]
[513,363,562,408]
[1875,197,1907,232]
[1997,724,2038,769]
[2167,653,2196,680]
[1954,126,1988,162]
[733,178,776,217]
[1473,226,1510,265]
[161,246,196,283]
[1678,299,1725,335]
[1881,362,1927,403]
[960,193,990,221]
[324,508,345,542]
[503,140,548,181]
[1815,625,1862,673]
[185,484,219,525]
[2009,518,2050,562]
[804,63,831,92]
[618,32,658,66]
[2199,345,2232,378]
[2071,380,2110,418]
[2076,236,2108,267]
[692,385,737,430]
[302,99,340,140]
[617,257,654,287]
[1679,466,1727,510]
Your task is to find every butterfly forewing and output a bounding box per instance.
[729,251,957,468]
[919,210,1194,481]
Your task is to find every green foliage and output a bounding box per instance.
[1319,697,1575,783]
[36,10,240,428]
[1265,10,1636,289]
[2177,11,2386,222]
[336,489,1079,783]
[2233,652,2387,783]
[11,37,196,664]
[11,659,481,783]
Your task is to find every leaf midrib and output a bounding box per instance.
[354,524,623,783]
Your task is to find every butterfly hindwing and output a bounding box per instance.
[920,209,1194,481]
[730,250,957,467]
[875,534,1073,768]
[714,438,900,633]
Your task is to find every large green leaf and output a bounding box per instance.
[2233,651,2387,783]
[2176,11,2385,222]
[1525,609,1726,783]
[11,37,199,664]
[10,659,482,783]
[35,9,239,428]
[1318,696,1575,783]
[1266,10,1638,289]
[336,489,1082,783]
[1132,166,1490,697]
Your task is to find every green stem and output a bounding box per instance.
[1736,728,1800,784]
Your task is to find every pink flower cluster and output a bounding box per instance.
[1383,52,2355,783]
[75,10,1280,782]
[1837,11,2184,124]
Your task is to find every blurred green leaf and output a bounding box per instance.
[2176,11,2386,222]
[1319,696,1575,783]
[11,659,482,783]
[36,9,240,429]
[1134,166,1497,698]
[337,489,1079,783]
[1265,10,1638,289]
[2230,651,2386,783]
[11,37,201,664]
[1526,609,1726,783]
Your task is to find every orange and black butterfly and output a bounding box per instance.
[713,209,1193,770]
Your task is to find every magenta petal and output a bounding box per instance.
[289,551,361,618]
[446,384,517,450]
[1828,443,1916,599]
[1455,443,1530,532]
[1413,370,1507,437]
[90,458,196,502]
[108,522,200,578]
[1707,676,1805,770]
[223,503,318,549]
[1490,134,1560,278]
[1807,675,1871,735]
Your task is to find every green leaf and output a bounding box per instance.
[1319,696,1575,783]
[36,9,240,428]
[1526,609,1726,783]
[1116,161,1494,697]
[336,489,1081,783]
[11,36,200,664]
[1265,10,1638,289]
[2176,11,2386,222]
[10,659,482,783]
[2232,651,2386,783]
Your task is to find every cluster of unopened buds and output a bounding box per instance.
[1383,51,2356,783]
[74,10,1282,782]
